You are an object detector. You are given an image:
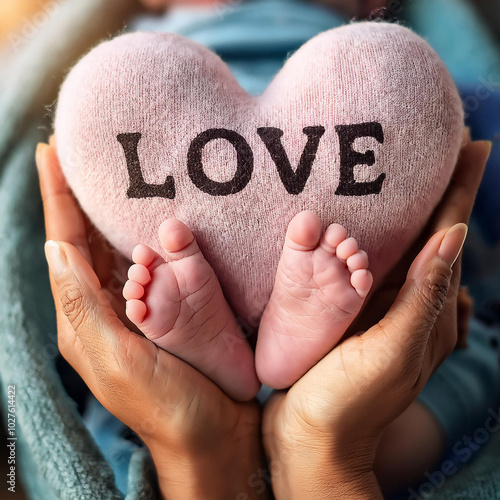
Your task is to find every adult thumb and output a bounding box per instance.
[374,223,467,367]
[44,240,126,372]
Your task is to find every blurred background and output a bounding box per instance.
[0,0,499,499]
[0,0,498,48]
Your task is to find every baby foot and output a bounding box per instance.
[256,211,373,389]
[123,219,260,401]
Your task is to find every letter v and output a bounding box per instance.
[257,126,325,195]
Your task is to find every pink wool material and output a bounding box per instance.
[55,22,464,323]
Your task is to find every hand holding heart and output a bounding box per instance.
[38,139,488,499]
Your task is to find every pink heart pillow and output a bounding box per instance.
[55,22,464,323]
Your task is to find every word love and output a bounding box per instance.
[117,121,386,199]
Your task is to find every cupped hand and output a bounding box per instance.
[37,142,268,500]
[262,140,491,500]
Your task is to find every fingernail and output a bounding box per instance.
[36,143,46,169]
[479,140,492,157]
[438,223,468,267]
[45,241,67,279]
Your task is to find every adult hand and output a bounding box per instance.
[37,141,268,500]
[262,140,491,500]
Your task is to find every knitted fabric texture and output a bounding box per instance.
[55,22,464,323]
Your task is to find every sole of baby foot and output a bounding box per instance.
[256,211,373,389]
[123,219,260,401]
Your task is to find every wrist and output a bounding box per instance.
[265,427,382,500]
[147,429,270,500]
[278,452,381,500]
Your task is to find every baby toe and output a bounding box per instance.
[126,299,147,325]
[285,211,322,251]
[132,244,160,267]
[346,250,369,272]
[128,264,151,285]
[123,280,145,300]
[321,223,348,252]
[336,237,359,261]
[159,219,199,259]
[350,269,373,298]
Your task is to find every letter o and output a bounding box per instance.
[187,128,253,196]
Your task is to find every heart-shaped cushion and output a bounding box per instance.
[55,22,464,324]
